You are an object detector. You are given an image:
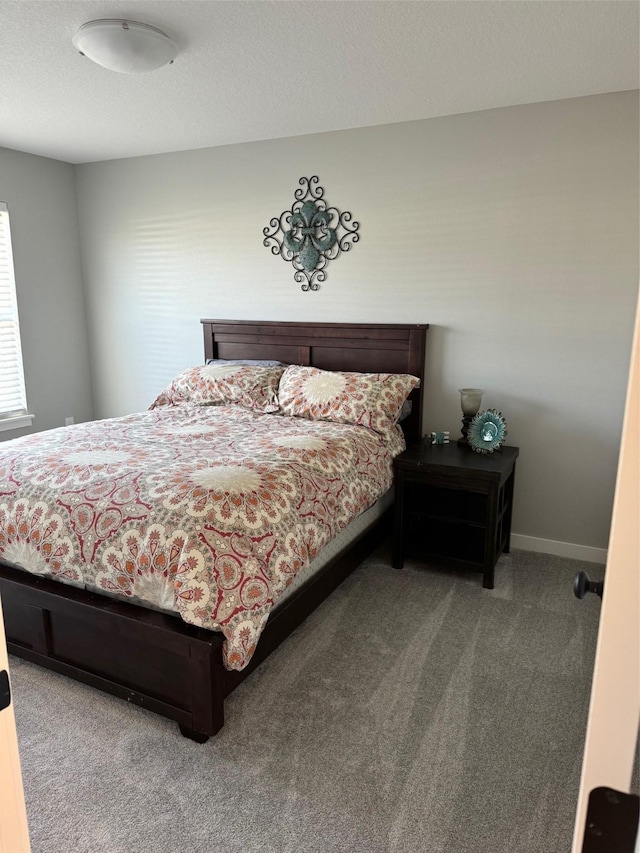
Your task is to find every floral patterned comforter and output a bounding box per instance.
[0,406,403,669]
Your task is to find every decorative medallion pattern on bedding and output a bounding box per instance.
[0,406,403,670]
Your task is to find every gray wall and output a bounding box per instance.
[0,147,94,437]
[75,92,639,551]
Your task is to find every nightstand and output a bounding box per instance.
[392,441,519,588]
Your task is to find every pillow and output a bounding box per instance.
[150,364,284,413]
[205,358,285,367]
[398,399,412,423]
[277,365,420,434]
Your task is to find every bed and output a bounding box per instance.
[0,320,428,741]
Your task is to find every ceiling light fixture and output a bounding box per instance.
[72,19,177,73]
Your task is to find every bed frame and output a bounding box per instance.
[0,320,428,742]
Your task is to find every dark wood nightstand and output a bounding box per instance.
[392,441,519,588]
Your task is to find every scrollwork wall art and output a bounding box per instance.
[263,176,360,291]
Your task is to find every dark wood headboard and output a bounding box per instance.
[201,319,428,443]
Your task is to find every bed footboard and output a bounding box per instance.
[0,567,227,742]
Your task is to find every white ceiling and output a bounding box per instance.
[0,0,638,164]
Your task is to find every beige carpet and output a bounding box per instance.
[10,546,601,853]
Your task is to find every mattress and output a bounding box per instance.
[0,404,403,669]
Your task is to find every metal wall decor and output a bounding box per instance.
[263,176,360,291]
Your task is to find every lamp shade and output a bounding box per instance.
[72,20,177,73]
[458,388,485,416]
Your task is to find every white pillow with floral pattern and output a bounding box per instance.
[150,364,284,413]
[277,365,420,434]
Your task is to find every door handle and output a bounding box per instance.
[0,669,10,711]
[574,570,604,600]
[581,787,639,851]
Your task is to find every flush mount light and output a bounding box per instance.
[72,19,177,73]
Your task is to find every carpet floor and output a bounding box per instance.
[10,546,601,853]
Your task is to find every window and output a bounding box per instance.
[0,202,33,431]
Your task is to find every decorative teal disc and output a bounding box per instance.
[468,409,507,454]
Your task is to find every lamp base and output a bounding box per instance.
[458,415,473,447]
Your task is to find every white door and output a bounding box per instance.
[572,291,640,851]
[0,594,31,853]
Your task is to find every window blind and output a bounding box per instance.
[0,202,29,418]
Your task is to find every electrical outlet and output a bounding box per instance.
[65,416,75,426]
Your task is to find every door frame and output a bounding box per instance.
[572,290,640,851]
[0,593,31,853]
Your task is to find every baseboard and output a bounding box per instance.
[511,533,607,564]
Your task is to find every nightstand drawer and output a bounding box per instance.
[404,482,488,526]
[404,515,486,566]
